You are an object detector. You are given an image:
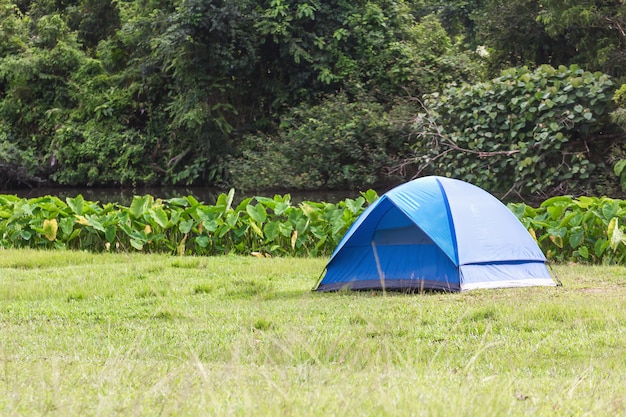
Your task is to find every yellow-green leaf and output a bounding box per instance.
[250,221,263,238]
[42,219,58,241]
[549,235,563,248]
[608,217,623,250]
[177,235,187,256]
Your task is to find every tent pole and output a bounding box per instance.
[371,241,386,294]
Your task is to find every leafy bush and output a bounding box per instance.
[407,65,617,197]
[3,189,626,264]
[0,190,379,257]
[609,84,626,191]
[227,93,413,191]
[510,195,626,264]
[0,134,41,188]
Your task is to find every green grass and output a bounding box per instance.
[1,249,626,416]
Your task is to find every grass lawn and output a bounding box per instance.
[1,249,626,416]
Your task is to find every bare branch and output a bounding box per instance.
[391,97,519,179]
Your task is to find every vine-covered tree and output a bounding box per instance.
[405,65,617,198]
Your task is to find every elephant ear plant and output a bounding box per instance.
[2,189,626,263]
[509,195,626,264]
[0,190,377,257]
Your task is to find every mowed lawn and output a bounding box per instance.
[1,249,626,416]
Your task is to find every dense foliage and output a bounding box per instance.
[0,0,626,197]
[406,65,617,197]
[0,190,378,256]
[509,196,626,265]
[227,93,413,190]
[2,191,626,264]
[0,0,479,189]
[475,0,626,78]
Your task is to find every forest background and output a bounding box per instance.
[1,0,626,201]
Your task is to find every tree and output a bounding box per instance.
[537,0,626,79]
[475,0,571,75]
[0,13,85,178]
[476,0,626,80]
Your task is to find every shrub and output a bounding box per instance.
[0,189,379,257]
[3,189,626,264]
[510,195,626,264]
[227,93,413,191]
[406,65,618,197]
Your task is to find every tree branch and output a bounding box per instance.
[390,98,519,179]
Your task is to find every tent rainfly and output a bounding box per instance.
[315,176,556,292]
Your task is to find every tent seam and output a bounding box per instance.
[435,178,460,266]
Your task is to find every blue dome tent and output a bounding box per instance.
[315,176,555,292]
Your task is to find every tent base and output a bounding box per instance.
[460,278,556,291]
[315,279,461,292]
[315,278,557,292]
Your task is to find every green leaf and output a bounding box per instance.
[105,225,116,243]
[264,221,280,242]
[547,225,567,238]
[226,212,239,227]
[614,160,626,176]
[546,205,565,220]
[294,217,309,235]
[331,218,346,239]
[169,210,182,226]
[179,219,194,234]
[249,221,263,238]
[576,196,596,209]
[195,236,210,248]
[186,196,200,208]
[309,225,326,239]
[59,217,75,236]
[66,195,85,215]
[166,197,189,207]
[278,222,293,237]
[150,207,169,228]
[235,197,253,212]
[300,202,318,219]
[344,197,365,215]
[67,229,81,242]
[84,214,106,232]
[246,204,267,224]
[130,239,144,251]
[202,219,219,233]
[274,202,290,216]
[568,212,583,227]
[540,195,573,208]
[214,188,235,214]
[568,227,584,248]
[595,238,609,257]
[601,201,619,221]
[129,195,152,219]
[217,224,232,239]
[254,196,276,209]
